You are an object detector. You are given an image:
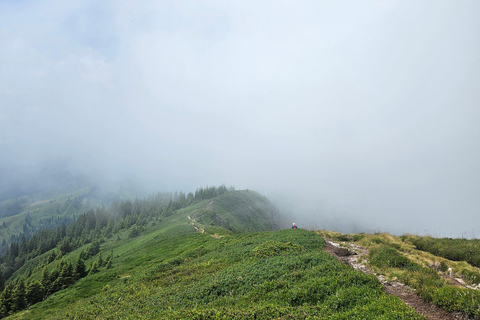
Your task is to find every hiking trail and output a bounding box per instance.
[324,239,472,320]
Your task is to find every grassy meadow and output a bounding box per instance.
[3,191,426,319]
[10,229,425,319]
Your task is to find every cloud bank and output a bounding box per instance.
[1,1,479,236]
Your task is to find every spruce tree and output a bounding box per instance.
[97,251,104,267]
[12,280,26,312]
[88,261,99,275]
[74,257,87,280]
[0,281,14,316]
[25,281,43,306]
[40,267,52,295]
[58,259,74,288]
[0,269,4,290]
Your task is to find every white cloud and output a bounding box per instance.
[0,0,479,236]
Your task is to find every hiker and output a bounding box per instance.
[292,223,297,229]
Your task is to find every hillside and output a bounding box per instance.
[1,189,479,319]
[193,189,287,233]
[0,188,290,318]
[0,188,424,319]
[0,181,152,256]
[0,187,97,256]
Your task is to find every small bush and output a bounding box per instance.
[352,234,365,241]
[252,241,303,258]
[369,245,421,271]
[371,237,385,244]
[439,261,449,272]
[334,234,354,242]
[432,286,480,318]
[407,268,444,290]
[461,269,480,284]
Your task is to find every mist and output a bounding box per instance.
[1,1,479,237]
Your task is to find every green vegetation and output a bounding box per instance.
[0,187,98,255]
[8,230,424,319]
[0,188,427,319]
[5,186,480,319]
[406,235,480,268]
[196,190,286,233]
[368,245,421,271]
[319,231,480,319]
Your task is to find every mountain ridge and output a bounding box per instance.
[1,188,479,319]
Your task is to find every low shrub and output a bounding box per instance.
[369,245,421,271]
[403,268,445,302]
[410,236,480,268]
[251,241,303,258]
[432,286,480,318]
[439,261,449,272]
[460,269,480,285]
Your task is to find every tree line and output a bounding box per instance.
[0,242,112,317]
[0,185,232,295]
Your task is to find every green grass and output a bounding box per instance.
[3,191,427,319]
[318,231,480,319]
[405,235,480,268]
[7,228,425,319]
[368,245,421,271]
[196,190,287,233]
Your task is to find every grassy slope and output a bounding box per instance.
[197,190,287,233]
[11,231,424,320]
[319,231,480,318]
[0,187,94,244]
[6,191,424,319]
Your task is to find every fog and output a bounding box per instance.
[1,1,479,237]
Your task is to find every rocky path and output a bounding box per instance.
[324,240,471,320]
[187,201,216,235]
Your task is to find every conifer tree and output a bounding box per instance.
[25,281,43,306]
[74,257,87,280]
[88,261,99,275]
[0,268,4,290]
[97,251,104,267]
[58,259,74,288]
[12,280,26,312]
[40,267,52,296]
[0,281,14,315]
[106,249,114,262]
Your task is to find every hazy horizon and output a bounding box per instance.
[1,1,479,237]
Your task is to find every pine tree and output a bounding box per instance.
[0,281,14,316]
[25,281,43,306]
[74,257,87,280]
[97,251,104,267]
[0,268,4,290]
[58,259,74,288]
[88,261,99,275]
[11,280,26,312]
[106,249,114,262]
[40,267,52,296]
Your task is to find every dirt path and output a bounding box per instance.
[324,240,471,320]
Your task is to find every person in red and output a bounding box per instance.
[292,223,297,229]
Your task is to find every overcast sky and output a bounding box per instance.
[1,1,479,237]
